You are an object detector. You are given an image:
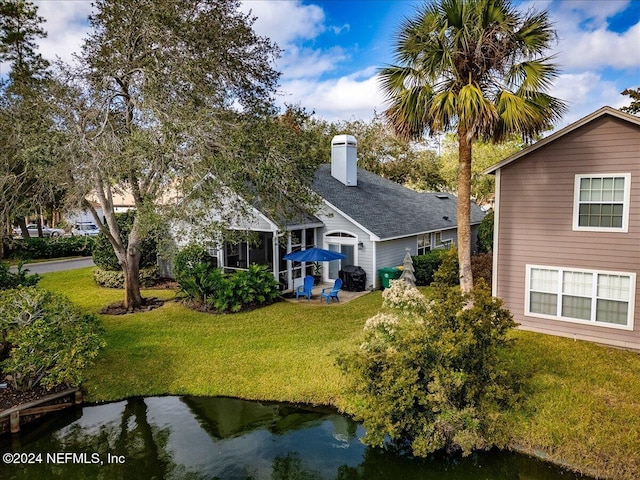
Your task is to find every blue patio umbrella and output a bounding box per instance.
[283,247,346,262]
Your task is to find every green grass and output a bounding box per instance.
[504,331,640,480]
[38,267,381,408]
[38,268,640,479]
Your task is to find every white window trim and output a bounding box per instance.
[525,264,636,331]
[572,173,631,233]
[323,230,358,281]
[417,231,450,255]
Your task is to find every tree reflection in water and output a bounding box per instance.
[0,396,591,480]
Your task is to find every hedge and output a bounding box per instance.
[93,266,161,288]
[4,236,94,260]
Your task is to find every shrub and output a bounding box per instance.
[471,252,493,286]
[433,247,459,286]
[477,210,494,253]
[338,280,518,457]
[0,262,40,290]
[177,263,226,304]
[93,266,161,288]
[0,287,106,391]
[173,243,217,280]
[414,249,492,288]
[175,249,280,313]
[92,211,157,271]
[411,250,445,286]
[214,264,281,313]
[6,236,94,260]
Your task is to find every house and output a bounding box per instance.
[197,135,484,291]
[65,201,104,225]
[486,106,640,350]
[65,190,139,226]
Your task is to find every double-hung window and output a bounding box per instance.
[573,174,631,232]
[417,231,450,255]
[526,265,635,329]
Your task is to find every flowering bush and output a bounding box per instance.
[338,280,519,457]
[382,279,431,317]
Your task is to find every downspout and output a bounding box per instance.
[372,240,377,290]
[492,169,501,297]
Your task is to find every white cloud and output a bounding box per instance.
[279,45,348,80]
[551,72,628,126]
[280,67,385,121]
[33,1,93,64]
[556,21,640,70]
[239,0,325,47]
[555,0,631,28]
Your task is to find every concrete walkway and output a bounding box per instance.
[9,257,95,274]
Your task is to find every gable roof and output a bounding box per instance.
[485,106,640,174]
[312,164,484,241]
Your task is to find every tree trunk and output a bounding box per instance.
[17,217,29,238]
[89,185,145,311]
[122,235,143,311]
[457,127,473,293]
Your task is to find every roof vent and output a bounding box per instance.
[331,135,357,186]
[436,194,449,199]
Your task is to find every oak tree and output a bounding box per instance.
[53,0,281,310]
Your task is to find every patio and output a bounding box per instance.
[283,282,371,305]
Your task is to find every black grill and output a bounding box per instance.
[339,265,367,292]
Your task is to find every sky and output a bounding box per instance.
[25,0,640,131]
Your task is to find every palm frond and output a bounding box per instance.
[428,89,457,133]
[493,89,567,141]
[457,82,499,137]
[385,85,435,140]
[506,57,560,92]
[515,10,557,56]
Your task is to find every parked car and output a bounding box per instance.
[71,223,100,237]
[14,223,66,237]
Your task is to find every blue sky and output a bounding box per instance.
[30,0,640,131]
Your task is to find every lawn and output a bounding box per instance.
[38,267,382,407]
[39,267,640,480]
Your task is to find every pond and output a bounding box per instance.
[0,396,593,480]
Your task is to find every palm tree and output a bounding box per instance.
[380,0,566,292]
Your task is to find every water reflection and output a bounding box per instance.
[0,396,591,480]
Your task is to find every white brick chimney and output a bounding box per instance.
[331,135,357,186]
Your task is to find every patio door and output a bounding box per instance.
[326,243,355,280]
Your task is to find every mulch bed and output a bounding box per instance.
[99,296,165,315]
[0,380,69,412]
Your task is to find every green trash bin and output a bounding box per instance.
[378,266,402,288]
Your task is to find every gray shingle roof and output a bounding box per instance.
[312,164,485,240]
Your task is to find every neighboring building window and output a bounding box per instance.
[526,265,635,329]
[417,231,449,255]
[573,174,631,232]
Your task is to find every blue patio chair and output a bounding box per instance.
[295,275,315,300]
[320,278,342,304]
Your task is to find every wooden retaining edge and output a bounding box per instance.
[0,387,82,434]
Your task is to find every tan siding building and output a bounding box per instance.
[487,107,640,350]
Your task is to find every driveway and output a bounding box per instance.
[10,257,95,275]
